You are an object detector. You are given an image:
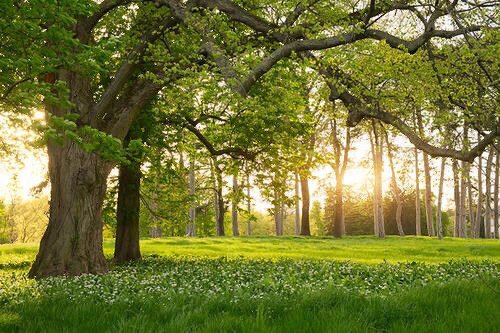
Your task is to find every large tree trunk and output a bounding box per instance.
[231,175,240,236]
[299,171,311,236]
[186,160,196,237]
[436,157,446,239]
[29,141,111,278]
[114,133,142,264]
[474,145,483,239]
[294,173,301,235]
[415,148,422,236]
[452,159,461,237]
[494,150,499,239]
[485,149,494,239]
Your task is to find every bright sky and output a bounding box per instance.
[0,113,48,202]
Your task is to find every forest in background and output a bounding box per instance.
[0,0,498,278]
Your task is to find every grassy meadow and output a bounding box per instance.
[1,236,500,332]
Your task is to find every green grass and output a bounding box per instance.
[1,236,499,332]
[2,236,500,265]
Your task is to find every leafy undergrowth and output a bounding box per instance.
[0,256,499,332]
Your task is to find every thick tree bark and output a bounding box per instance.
[29,141,111,278]
[299,171,311,236]
[452,159,461,237]
[294,173,301,235]
[32,68,160,277]
[415,148,422,236]
[436,157,446,239]
[231,175,240,236]
[114,133,142,264]
[485,149,494,238]
[186,160,196,237]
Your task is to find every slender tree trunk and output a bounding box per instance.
[375,131,385,238]
[274,203,281,236]
[232,175,240,236]
[494,150,499,239]
[384,130,404,236]
[29,140,111,278]
[216,181,225,236]
[422,152,435,236]
[459,160,467,238]
[114,132,142,263]
[370,122,385,238]
[295,173,301,235]
[415,148,422,236]
[436,157,446,239]
[466,163,474,236]
[485,149,494,239]
[247,173,252,236]
[280,202,285,235]
[274,190,283,236]
[186,160,196,237]
[212,160,225,236]
[416,109,435,236]
[453,159,461,237]
[369,130,378,236]
[474,146,483,239]
[329,118,350,238]
[299,171,311,236]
